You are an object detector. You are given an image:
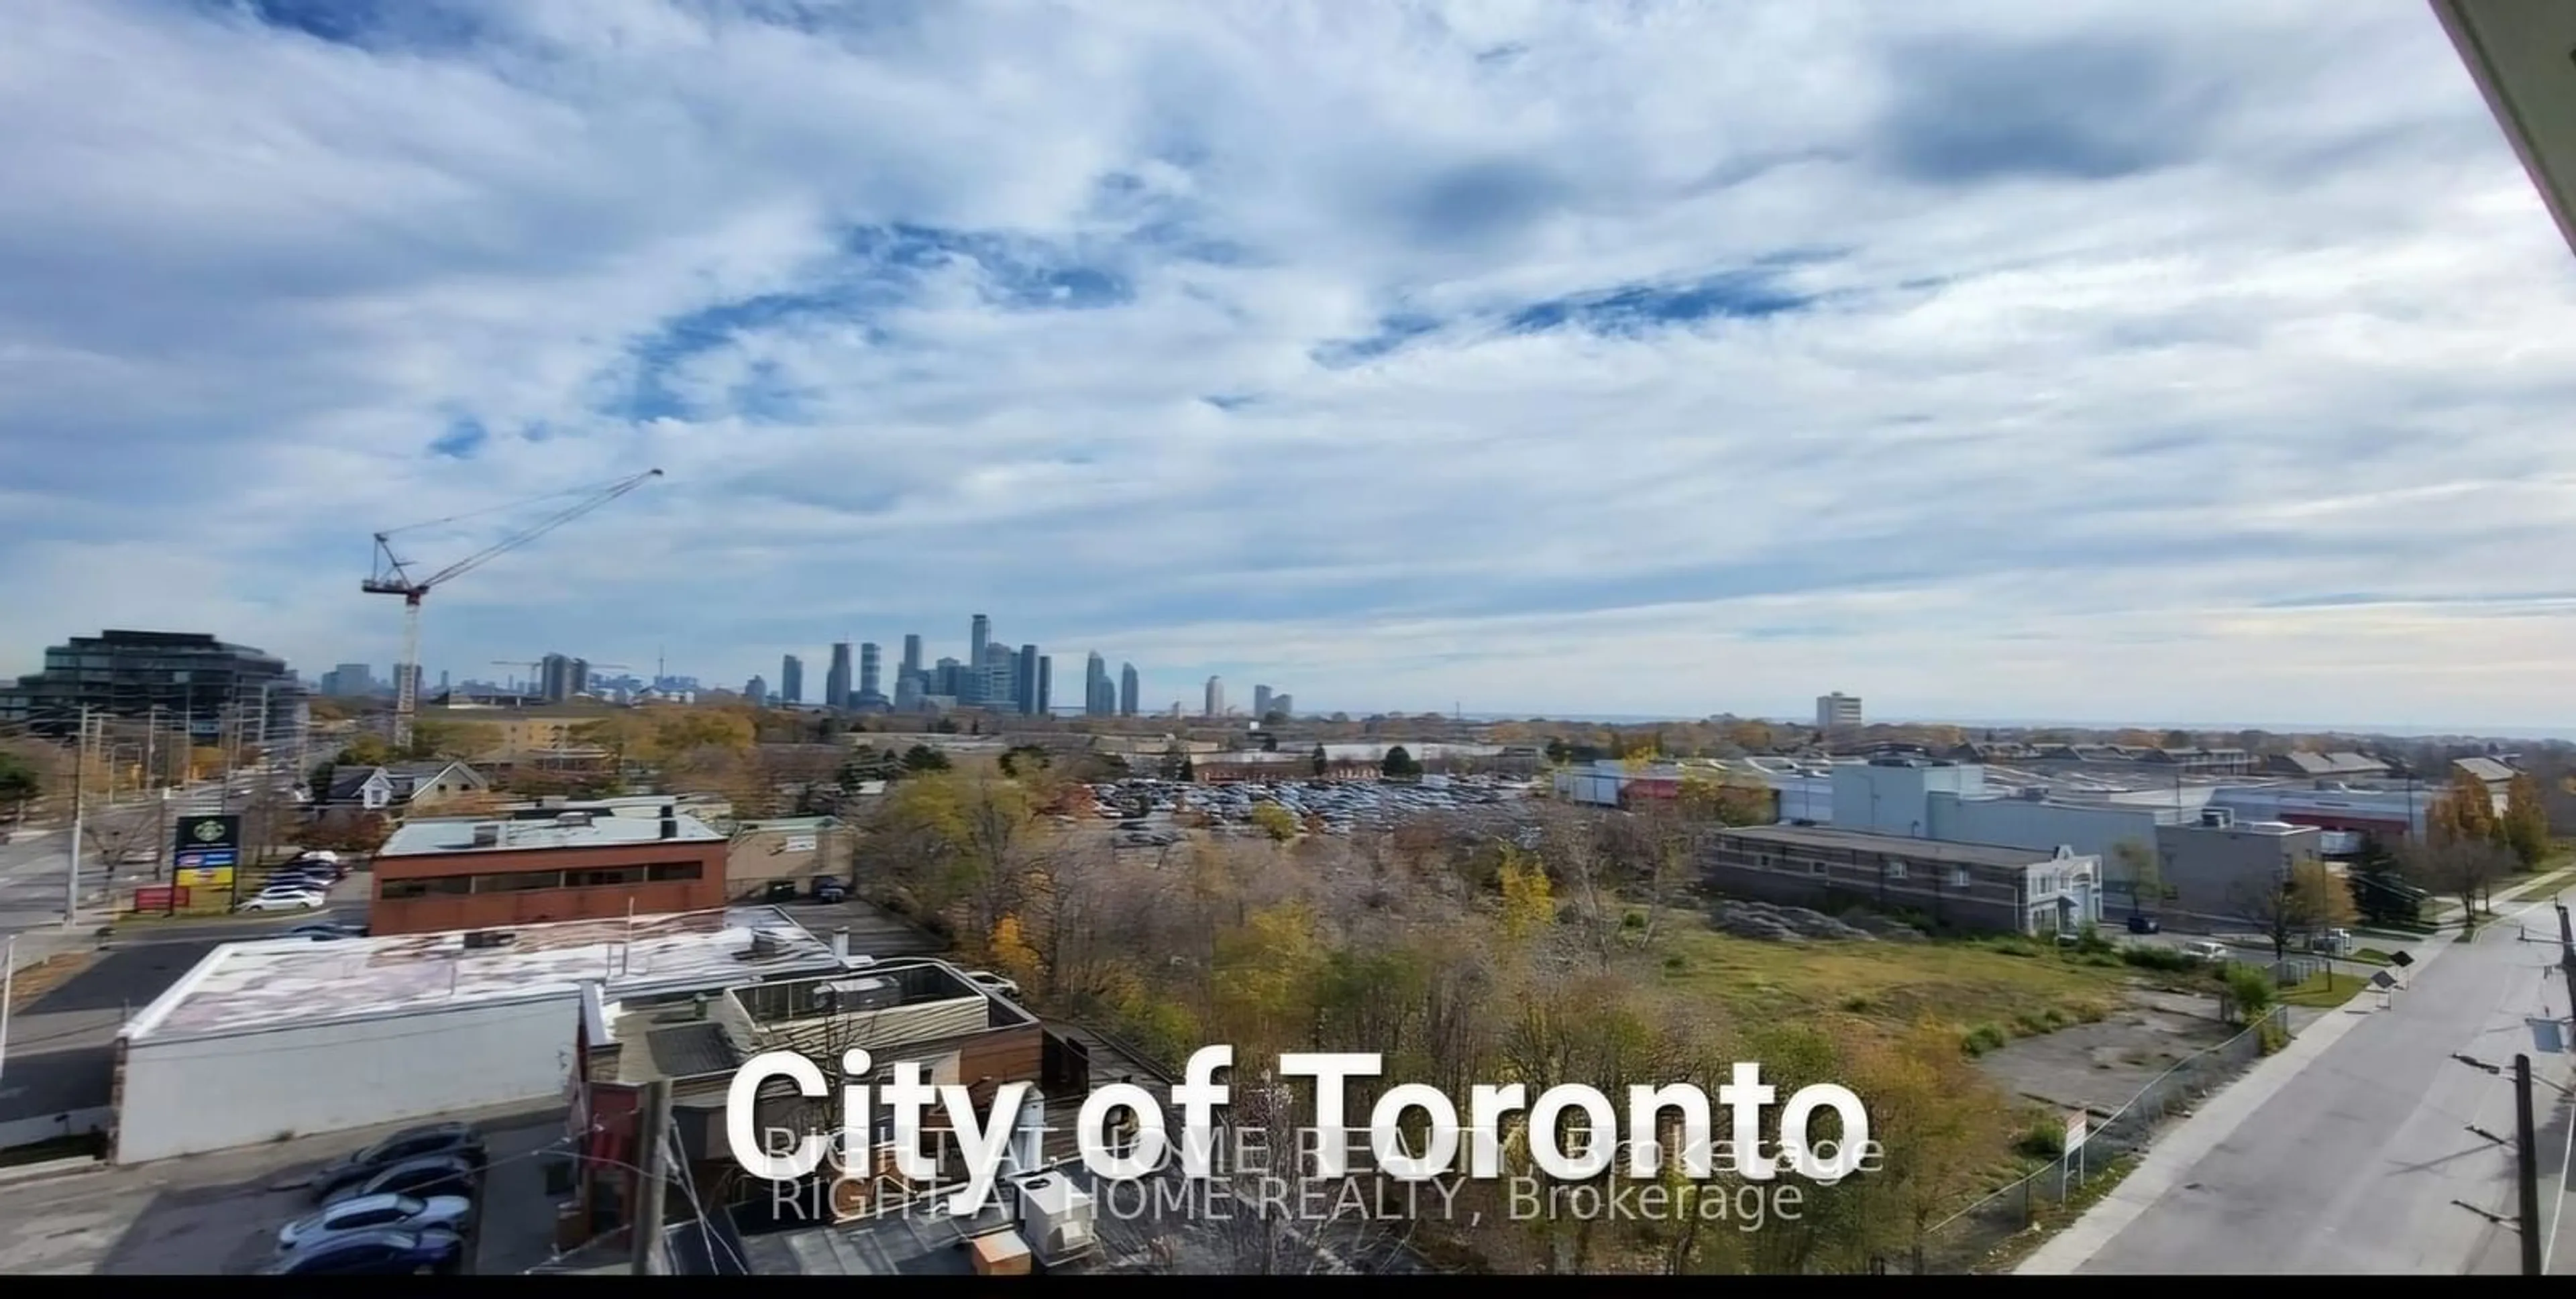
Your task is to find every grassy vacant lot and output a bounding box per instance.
[2277,968,2373,1009]
[1656,914,2135,1041]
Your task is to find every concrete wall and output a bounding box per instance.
[1931,795,2163,864]
[2151,823,2322,920]
[115,996,576,1164]
[1831,763,1986,836]
[726,826,849,899]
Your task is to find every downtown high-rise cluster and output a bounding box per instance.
[757,616,1289,721]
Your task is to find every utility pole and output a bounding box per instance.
[2557,901,2573,986]
[630,1078,674,1276]
[65,705,91,926]
[2518,1053,2544,1276]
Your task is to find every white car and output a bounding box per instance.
[237,889,327,913]
[2180,940,2230,963]
[276,1192,472,1252]
[964,970,1022,1000]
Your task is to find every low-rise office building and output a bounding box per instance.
[727,816,853,899]
[1704,824,2102,936]
[111,907,845,1164]
[370,805,728,936]
[2148,811,2324,919]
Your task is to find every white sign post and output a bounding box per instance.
[2063,1110,2090,1198]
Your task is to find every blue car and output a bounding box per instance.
[256,1227,465,1275]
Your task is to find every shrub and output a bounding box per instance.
[2224,964,2275,1024]
[1961,1022,2010,1056]
[2015,1117,2067,1160]
[2121,944,2196,972]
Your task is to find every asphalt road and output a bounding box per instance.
[2068,892,2576,1275]
[1,778,291,935]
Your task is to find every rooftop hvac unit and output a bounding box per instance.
[2200,808,2235,829]
[747,929,792,961]
[462,929,515,950]
[1010,1168,1098,1261]
[1000,1091,1046,1178]
[470,823,502,848]
[817,975,899,1013]
[554,811,594,828]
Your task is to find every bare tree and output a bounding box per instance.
[2231,859,2359,960]
[2401,835,2514,935]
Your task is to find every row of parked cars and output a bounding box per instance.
[233,850,347,914]
[258,1123,488,1275]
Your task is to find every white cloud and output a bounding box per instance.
[3,0,2574,728]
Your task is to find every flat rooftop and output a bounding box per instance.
[124,905,843,1044]
[1713,824,2074,868]
[380,810,726,857]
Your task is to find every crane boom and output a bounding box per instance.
[363,467,663,748]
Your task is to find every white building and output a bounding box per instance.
[1815,692,1863,730]
[111,906,848,1165]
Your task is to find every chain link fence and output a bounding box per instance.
[1899,1005,2290,1274]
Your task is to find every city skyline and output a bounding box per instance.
[7,5,2576,726]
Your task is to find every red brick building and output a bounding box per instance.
[368,805,729,936]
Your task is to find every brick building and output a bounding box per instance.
[1703,824,2102,937]
[369,805,729,936]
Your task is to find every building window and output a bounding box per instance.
[1949,867,1971,889]
[1883,860,1908,881]
[567,866,647,888]
[647,862,703,882]
[380,876,472,900]
[474,870,566,893]
[1807,858,1827,876]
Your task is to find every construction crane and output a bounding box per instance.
[490,659,632,697]
[364,468,664,749]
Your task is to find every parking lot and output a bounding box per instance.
[0,1104,567,1276]
[1078,775,1538,847]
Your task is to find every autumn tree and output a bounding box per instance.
[901,744,951,773]
[0,748,39,822]
[2501,774,2552,869]
[2401,834,2514,935]
[2234,858,2359,960]
[406,715,501,763]
[985,913,1044,991]
[2108,838,2165,915]
[1851,1019,2013,1270]
[2430,767,2500,846]
[1496,846,1554,942]
[1248,801,1299,842]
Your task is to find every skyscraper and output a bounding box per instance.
[933,657,962,698]
[1252,684,1273,718]
[966,614,990,703]
[540,653,576,703]
[1203,676,1224,719]
[857,642,884,707]
[901,633,923,680]
[745,674,767,703]
[981,644,1016,711]
[1016,644,1040,714]
[1271,692,1293,719]
[1084,653,1112,717]
[780,653,804,705]
[1118,663,1139,716]
[1036,655,1053,715]
[826,642,853,712]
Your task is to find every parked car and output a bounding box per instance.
[321,1154,479,1207]
[277,1192,471,1252]
[963,970,1021,1000]
[237,889,327,913]
[258,1227,466,1276]
[310,1124,487,1202]
[286,923,354,942]
[2308,928,2355,956]
[2125,914,2162,935]
[763,880,798,903]
[2180,940,2230,963]
[809,876,847,903]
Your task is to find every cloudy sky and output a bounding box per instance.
[4,0,2574,728]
